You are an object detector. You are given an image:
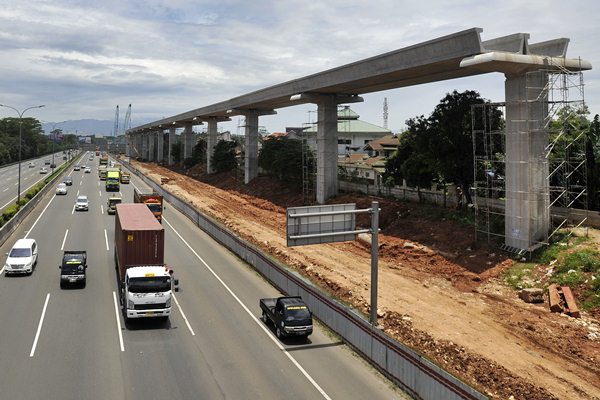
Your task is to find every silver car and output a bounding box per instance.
[75,195,89,211]
[56,183,67,195]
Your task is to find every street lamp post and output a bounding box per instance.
[0,104,45,204]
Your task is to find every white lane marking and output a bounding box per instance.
[71,204,75,215]
[24,194,56,239]
[163,217,332,400]
[30,293,50,357]
[3,187,8,192]
[0,174,49,211]
[60,229,69,251]
[104,229,109,251]
[101,205,104,215]
[112,292,125,352]
[77,190,80,196]
[99,190,102,197]
[172,294,195,336]
[14,182,18,186]
[80,180,83,186]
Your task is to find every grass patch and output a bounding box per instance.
[504,232,600,312]
[504,262,537,290]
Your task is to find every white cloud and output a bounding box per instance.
[0,0,599,132]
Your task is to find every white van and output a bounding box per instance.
[4,238,38,275]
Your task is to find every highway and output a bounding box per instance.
[0,151,406,400]
[0,151,71,213]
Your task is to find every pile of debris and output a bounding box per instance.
[519,286,581,318]
[548,284,581,318]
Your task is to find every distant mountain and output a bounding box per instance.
[42,119,115,136]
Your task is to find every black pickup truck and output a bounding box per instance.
[59,251,87,288]
[259,296,313,339]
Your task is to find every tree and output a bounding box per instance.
[171,141,183,164]
[184,137,206,169]
[587,114,600,209]
[427,90,500,204]
[211,140,237,173]
[258,137,313,183]
[384,115,434,188]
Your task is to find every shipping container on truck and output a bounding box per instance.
[114,204,176,321]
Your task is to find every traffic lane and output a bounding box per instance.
[159,189,405,399]
[0,153,71,213]
[13,173,126,400]
[0,193,71,398]
[122,174,324,398]
[159,202,403,399]
[99,172,230,399]
[0,173,122,398]
[159,224,329,400]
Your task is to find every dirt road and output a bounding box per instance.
[135,161,600,400]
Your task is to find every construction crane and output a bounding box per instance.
[122,104,131,135]
[113,105,119,137]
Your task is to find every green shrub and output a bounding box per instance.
[562,250,600,273]
[539,243,563,264]
[551,270,585,287]
[504,263,537,290]
[2,204,19,220]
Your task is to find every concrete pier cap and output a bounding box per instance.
[460,30,592,251]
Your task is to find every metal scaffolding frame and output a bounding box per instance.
[473,64,587,253]
[301,111,317,205]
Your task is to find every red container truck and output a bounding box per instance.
[115,203,177,321]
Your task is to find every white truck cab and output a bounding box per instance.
[122,266,177,321]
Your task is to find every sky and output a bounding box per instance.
[1,0,599,136]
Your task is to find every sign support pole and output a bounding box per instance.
[370,201,379,325]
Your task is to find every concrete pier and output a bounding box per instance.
[207,118,218,174]
[156,129,164,163]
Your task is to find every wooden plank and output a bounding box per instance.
[548,284,563,313]
[561,286,581,318]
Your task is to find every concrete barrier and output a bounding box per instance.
[124,161,488,400]
[0,155,81,247]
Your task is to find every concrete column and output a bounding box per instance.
[168,127,176,165]
[207,118,218,174]
[183,122,194,160]
[125,135,131,157]
[244,111,259,184]
[148,131,155,162]
[156,130,164,163]
[141,133,149,161]
[504,71,549,250]
[316,96,339,204]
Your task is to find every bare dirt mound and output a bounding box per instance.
[139,162,600,400]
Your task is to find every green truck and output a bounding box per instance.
[106,169,121,191]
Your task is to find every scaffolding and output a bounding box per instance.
[301,110,317,204]
[473,63,587,253]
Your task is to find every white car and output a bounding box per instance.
[28,162,35,168]
[4,238,38,275]
[84,167,91,173]
[56,183,68,195]
[75,195,89,211]
[39,167,48,174]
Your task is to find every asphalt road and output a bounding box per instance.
[0,151,72,213]
[0,152,406,400]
